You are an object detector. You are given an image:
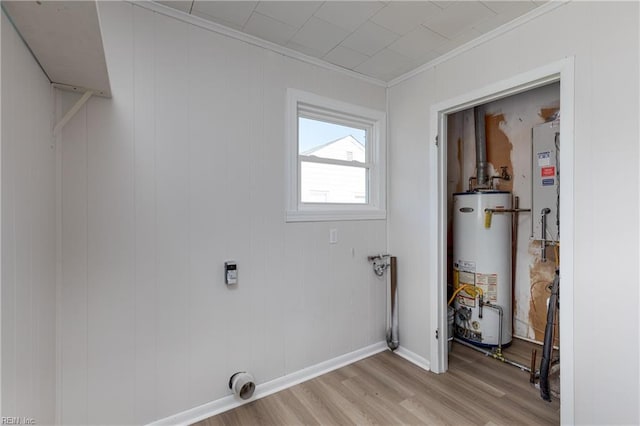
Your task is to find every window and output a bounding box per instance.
[286,89,386,222]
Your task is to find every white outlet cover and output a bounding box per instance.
[329,228,338,244]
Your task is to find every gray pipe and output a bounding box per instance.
[474,105,489,188]
[387,256,399,351]
[541,208,551,262]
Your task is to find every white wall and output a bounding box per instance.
[389,2,639,424]
[58,3,387,424]
[1,12,56,425]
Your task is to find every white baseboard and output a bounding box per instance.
[148,341,388,426]
[394,346,431,372]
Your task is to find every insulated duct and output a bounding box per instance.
[474,105,489,188]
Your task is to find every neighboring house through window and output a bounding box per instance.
[300,133,366,204]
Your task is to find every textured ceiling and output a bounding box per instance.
[155,1,544,82]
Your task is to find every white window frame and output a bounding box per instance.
[286,89,386,222]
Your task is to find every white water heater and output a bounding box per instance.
[453,191,512,347]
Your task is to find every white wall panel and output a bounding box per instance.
[85,0,136,420]
[153,11,192,420]
[388,67,435,360]
[60,94,89,425]
[132,5,158,424]
[58,3,387,424]
[185,20,231,411]
[1,12,56,425]
[388,2,639,423]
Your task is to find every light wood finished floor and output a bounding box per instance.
[499,337,544,368]
[195,343,560,425]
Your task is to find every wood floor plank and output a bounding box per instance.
[319,369,397,426]
[193,343,560,426]
[270,389,320,425]
[347,362,415,403]
[447,367,506,398]
[340,375,424,425]
[450,356,559,424]
[409,370,516,425]
[314,376,374,425]
[293,381,355,425]
[399,396,471,426]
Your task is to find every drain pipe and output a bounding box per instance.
[387,256,399,350]
[474,105,489,189]
[368,255,398,351]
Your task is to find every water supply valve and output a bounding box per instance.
[367,254,390,276]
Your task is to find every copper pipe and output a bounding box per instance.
[530,349,538,384]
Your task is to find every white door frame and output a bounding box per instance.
[428,57,575,425]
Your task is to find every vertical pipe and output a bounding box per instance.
[512,196,519,331]
[474,105,488,187]
[387,256,399,351]
[541,208,551,262]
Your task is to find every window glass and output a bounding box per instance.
[300,162,367,204]
[298,117,366,163]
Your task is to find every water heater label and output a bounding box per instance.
[456,260,476,287]
[476,273,498,303]
[537,151,551,166]
[458,294,476,308]
[454,260,477,307]
[458,271,475,286]
[457,260,475,271]
[541,166,555,177]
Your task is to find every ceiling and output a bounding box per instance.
[154,1,544,82]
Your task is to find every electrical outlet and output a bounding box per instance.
[329,229,338,244]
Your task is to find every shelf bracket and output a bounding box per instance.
[53,90,93,136]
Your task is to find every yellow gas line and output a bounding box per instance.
[447,284,484,306]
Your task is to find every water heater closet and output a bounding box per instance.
[448,94,561,402]
[450,104,515,353]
